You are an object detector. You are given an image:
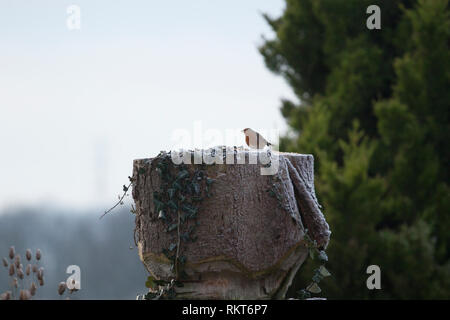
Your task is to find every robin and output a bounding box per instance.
[242,128,272,149]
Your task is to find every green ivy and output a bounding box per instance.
[143,151,215,299]
[296,229,331,299]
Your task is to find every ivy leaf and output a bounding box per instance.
[192,182,200,195]
[297,289,311,300]
[177,170,189,180]
[182,204,197,217]
[168,188,176,199]
[168,223,177,232]
[318,265,331,277]
[168,243,177,251]
[173,181,182,190]
[306,282,321,294]
[312,273,323,283]
[144,292,158,300]
[206,178,214,185]
[168,200,178,210]
[318,250,328,262]
[185,184,193,195]
[178,255,186,265]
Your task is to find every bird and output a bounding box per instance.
[242,128,272,149]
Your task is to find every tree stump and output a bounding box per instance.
[132,148,330,299]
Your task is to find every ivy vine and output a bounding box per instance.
[142,151,215,299]
[296,229,331,299]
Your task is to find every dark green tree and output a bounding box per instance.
[260,0,449,299]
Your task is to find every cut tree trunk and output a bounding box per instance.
[132,149,330,299]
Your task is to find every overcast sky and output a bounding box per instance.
[0,0,295,211]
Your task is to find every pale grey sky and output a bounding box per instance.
[0,0,296,211]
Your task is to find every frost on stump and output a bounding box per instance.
[132,149,330,299]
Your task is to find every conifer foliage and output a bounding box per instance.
[260,0,449,299]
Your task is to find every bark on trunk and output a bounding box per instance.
[132,149,330,299]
